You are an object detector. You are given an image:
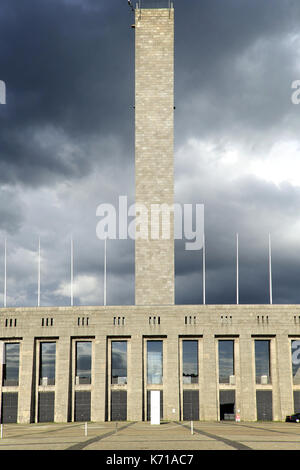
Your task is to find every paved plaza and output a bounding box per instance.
[0,421,299,451]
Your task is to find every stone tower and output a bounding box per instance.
[135,1,175,306]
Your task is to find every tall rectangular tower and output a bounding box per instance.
[135,1,175,306]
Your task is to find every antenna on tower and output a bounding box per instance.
[128,0,135,12]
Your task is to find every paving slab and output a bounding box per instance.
[0,422,299,450]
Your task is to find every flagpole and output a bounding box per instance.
[104,238,107,306]
[269,233,273,305]
[71,236,74,307]
[38,237,41,307]
[4,239,6,308]
[236,233,239,305]
[0,341,3,439]
[203,232,206,305]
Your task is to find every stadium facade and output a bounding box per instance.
[1,1,300,424]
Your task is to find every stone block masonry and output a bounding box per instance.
[135,8,175,306]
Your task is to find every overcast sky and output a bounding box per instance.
[0,0,300,307]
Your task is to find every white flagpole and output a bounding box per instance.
[4,239,6,308]
[269,233,273,305]
[104,238,107,306]
[71,236,74,307]
[38,237,41,307]
[0,341,3,438]
[203,232,206,305]
[236,233,239,305]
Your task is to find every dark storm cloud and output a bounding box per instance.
[1,0,300,306]
[0,0,298,185]
[0,187,24,234]
[0,0,134,185]
[174,0,300,143]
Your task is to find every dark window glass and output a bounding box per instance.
[183,390,199,421]
[3,343,20,386]
[147,341,163,385]
[38,392,55,422]
[182,341,198,384]
[111,391,127,421]
[111,342,127,384]
[291,340,300,385]
[255,340,271,384]
[218,341,234,384]
[39,343,56,386]
[76,342,92,385]
[1,392,18,423]
[256,390,273,420]
[74,391,91,422]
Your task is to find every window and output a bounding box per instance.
[147,341,163,385]
[149,317,160,325]
[111,341,127,385]
[255,340,271,384]
[218,340,234,384]
[42,318,54,327]
[5,318,17,328]
[76,342,92,385]
[113,317,125,326]
[38,392,55,423]
[74,391,91,422]
[182,340,198,384]
[184,316,196,325]
[3,343,20,386]
[39,342,56,386]
[291,340,300,385]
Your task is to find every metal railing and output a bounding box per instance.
[137,0,173,9]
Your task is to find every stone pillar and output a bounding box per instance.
[164,334,179,420]
[201,334,218,420]
[276,334,293,420]
[91,335,106,422]
[239,334,256,421]
[135,6,175,306]
[18,337,35,423]
[55,336,71,422]
[127,335,143,421]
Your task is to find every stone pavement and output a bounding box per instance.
[0,421,300,450]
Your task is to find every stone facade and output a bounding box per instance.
[135,8,175,306]
[0,305,299,423]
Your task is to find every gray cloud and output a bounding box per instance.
[1,0,300,306]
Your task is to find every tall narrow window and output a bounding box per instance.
[3,343,20,386]
[218,340,234,384]
[255,340,271,384]
[39,342,56,386]
[111,342,127,384]
[76,342,92,385]
[147,341,163,385]
[291,340,300,385]
[182,341,198,384]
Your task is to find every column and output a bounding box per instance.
[239,333,256,421]
[92,335,106,422]
[276,334,293,420]
[127,335,143,421]
[55,336,71,422]
[164,334,179,420]
[18,337,35,423]
[201,334,218,420]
